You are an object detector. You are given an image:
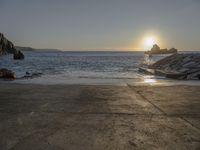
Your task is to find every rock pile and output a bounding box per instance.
[149,53,200,80]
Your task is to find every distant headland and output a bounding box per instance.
[15,46,62,52]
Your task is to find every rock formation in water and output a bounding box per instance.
[0,33,24,59]
[145,44,178,55]
[13,50,24,59]
[0,33,17,55]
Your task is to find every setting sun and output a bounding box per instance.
[144,36,157,49]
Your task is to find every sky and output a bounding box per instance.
[0,0,200,51]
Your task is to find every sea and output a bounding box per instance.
[0,51,199,86]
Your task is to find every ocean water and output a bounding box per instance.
[0,51,144,78]
[0,51,199,85]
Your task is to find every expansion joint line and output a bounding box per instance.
[127,84,200,132]
[127,84,166,115]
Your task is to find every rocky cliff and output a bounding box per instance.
[0,33,17,55]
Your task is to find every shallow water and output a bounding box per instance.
[0,51,200,86]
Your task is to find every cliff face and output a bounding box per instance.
[0,33,17,55]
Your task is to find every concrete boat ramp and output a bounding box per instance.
[0,84,200,150]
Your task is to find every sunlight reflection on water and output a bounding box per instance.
[143,78,157,84]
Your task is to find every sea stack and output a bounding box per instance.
[13,50,24,60]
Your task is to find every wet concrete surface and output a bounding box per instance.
[0,84,199,150]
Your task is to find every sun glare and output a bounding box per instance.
[144,36,157,49]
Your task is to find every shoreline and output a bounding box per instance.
[1,76,200,86]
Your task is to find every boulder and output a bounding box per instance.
[0,68,16,80]
[13,50,24,60]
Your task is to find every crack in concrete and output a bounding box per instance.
[127,84,200,132]
[127,84,166,115]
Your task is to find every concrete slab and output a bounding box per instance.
[0,84,200,150]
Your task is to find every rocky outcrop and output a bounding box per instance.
[14,50,24,60]
[0,33,24,59]
[145,44,178,55]
[148,54,200,80]
[0,33,17,55]
[0,68,16,80]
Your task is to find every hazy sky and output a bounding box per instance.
[0,0,200,51]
